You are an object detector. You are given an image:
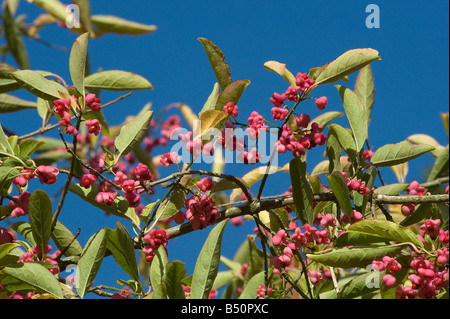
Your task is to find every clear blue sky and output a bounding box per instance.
[1,1,448,297]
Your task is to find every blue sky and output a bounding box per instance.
[1,1,449,297]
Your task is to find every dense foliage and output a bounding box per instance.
[0,1,448,300]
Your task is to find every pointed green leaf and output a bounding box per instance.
[326,127,342,174]
[194,109,228,140]
[320,272,377,299]
[407,134,445,158]
[426,144,449,183]
[164,260,187,299]
[334,231,390,247]
[68,184,135,220]
[441,112,449,136]
[354,64,375,124]
[149,245,168,299]
[2,262,63,298]
[10,221,36,246]
[190,219,228,299]
[327,171,353,217]
[0,123,14,154]
[3,2,29,69]
[307,111,344,132]
[239,271,266,299]
[0,243,20,261]
[10,70,69,101]
[335,85,369,152]
[329,123,357,165]
[400,203,434,227]
[106,222,139,281]
[214,79,250,111]
[69,33,89,95]
[28,190,53,253]
[84,70,153,91]
[73,0,93,33]
[312,48,381,87]
[289,156,315,225]
[263,61,296,86]
[307,244,404,268]
[51,221,83,257]
[373,183,409,197]
[32,0,72,22]
[199,82,220,117]
[90,15,157,35]
[348,219,424,248]
[198,38,232,91]
[114,110,153,156]
[76,228,107,298]
[0,93,37,113]
[370,140,435,167]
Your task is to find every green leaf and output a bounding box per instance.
[198,38,232,91]
[312,48,381,87]
[0,243,20,261]
[0,93,37,113]
[307,111,344,132]
[212,271,235,291]
[400,203,434,227]
[327,171,353,217]
[18,139,46,157]
[354,64,375,124]
[325,127,342,174]
[214,79,251,111]
[373,183,409,196]
[32,0,72,22]
[76,228,107,298]
[441,112,449,136]
[307,244,404,268]
[28,190,53,253]
[114,110,153,156]
[10,70,68,101]
[238,271,265,299]
[190,219,228,299]
[329,123,357,165]
[199,82,220,117]
[69,32,90,95]
[333,231,390,247]
[3,2,29,69]
[149,245,168,299]
[406,134,445,158]
[194,109,228,141]
[164,261,187,299]
[289,156,315,225]
[335,85,369,152]
[0,123,14,154]
[68,184,135,220]
[263,61,296,86]
[427,144,449,183]
[320,272,377,299]
[11,221,36,246]
[370,140,435,167]
[90,15,157,35]
[155,186,187,221]
[84,70,153,91]
[51,221,83,257]
[73,0,93,33]
[106,222,139,281]
[2,262,63,298]
[347,219,424,248]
